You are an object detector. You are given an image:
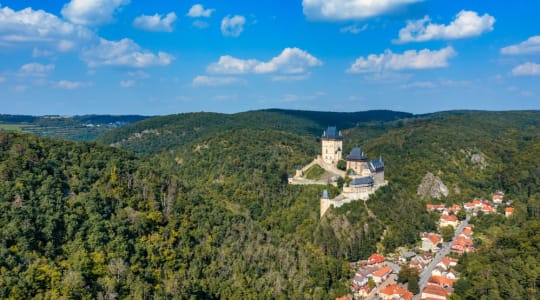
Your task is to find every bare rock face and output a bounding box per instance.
[417,172,449,199]
[470,153,487,169]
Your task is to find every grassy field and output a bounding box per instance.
[304,164,326,180]
[0,124,31,131]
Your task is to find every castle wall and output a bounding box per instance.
[373,171,385,186]
[346,160,366,175]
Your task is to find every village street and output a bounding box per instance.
[414,215,470,300]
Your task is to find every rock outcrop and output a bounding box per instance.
[417,172,449,199]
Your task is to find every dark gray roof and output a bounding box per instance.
[350,176,374,186]
[322,189,329,199]
[296,165,303,170]
[346,147,368,161]
[322,126,342,140]
[369,158,384,172]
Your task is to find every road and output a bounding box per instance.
[413,215,470,300]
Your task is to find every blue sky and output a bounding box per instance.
[0,0,539,115]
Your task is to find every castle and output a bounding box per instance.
[289,126,387,216]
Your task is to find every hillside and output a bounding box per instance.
[0,114,148,141]
[0,110,538,299]
[95,109,411,154]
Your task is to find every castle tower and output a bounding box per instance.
[346,147,368,176]
[320,189,331,217]
[321,126,343,166]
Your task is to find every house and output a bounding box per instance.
[356,285,371,298]
[416,253,433,266]
[492,191,504,204]
[379,284,413,300]
[372,265,393,284]
[463,202,475,212]
[462,227,473,236]
[428,275,456,288]
[438,257,458,270]
[505,207,515,217]
[431,265,446,277]
[421,232,443,252]
[439,214,459,228]
[421,284,448,300]
[368,253,385,265]
[353,266,379,287]
[427,204,446,212]
[451,235,474,254]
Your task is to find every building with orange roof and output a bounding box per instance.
[505,207,515,217]
[421,284,448,300]
[462,227,473,236]
[372,265,393,283]
[421,232,443,252]
[439,214,459,228]
[451,235,474,254]
[368,253,385,264]
[380,284,413,300]
[428,275,456,288]
[492,191,504,204]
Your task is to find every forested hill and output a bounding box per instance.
[95,109,411,154]
[0,110,538,299]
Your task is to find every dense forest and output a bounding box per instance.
[0,109,538,299]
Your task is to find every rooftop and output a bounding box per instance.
[350,176,374,186]
[346,147,367,161]
[322,126,343,140]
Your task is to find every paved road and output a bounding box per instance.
[413,215,470,300]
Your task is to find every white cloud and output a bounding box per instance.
[187,4,215,18]
[340,24,368,34]
[302,0,422,21]
[192,20,209,29]
[15,85,28,92]
[128,70,149,79]
[511,62,540,76]
[133,12,176,32]
[0,6,93,51]
[395,10,495,43]
[501,36,540,55]
[56,80,90,89]
[82,38,174,68]
[221,15,246,37]
[120,79,135,87]
[19,63,55,76]
[272,74,310,81]
[61,0,130,26]
[348,46,456,73]
[207,48,322,76]
[192,75,245,87]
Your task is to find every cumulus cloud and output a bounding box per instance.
[187,4,215,18]
[0,6,93,51]
[501,36,540,55]
[207,48,322,75]
[133,12,176,32]
[61,0,130,26]
[302,0,422,21]
[192,75,245,87]
[395,10,495,43]
[19,63,55,76]
[120,79,135,87]
[511,62,540,76]
[82,38,174,68]
[348,46,456,73]
[221,15,246,37]
[56,80,90,89]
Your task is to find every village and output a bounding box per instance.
[339,191,514,300]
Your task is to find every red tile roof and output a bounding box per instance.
[368,253,385,264]
[373,265,392,277]
[380,284,413,300]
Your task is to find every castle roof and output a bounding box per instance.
[322,189,329,199]
[322,126,343,140]
[350,176,374,187]
[346,147,368,161]
[369,158,384,172]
